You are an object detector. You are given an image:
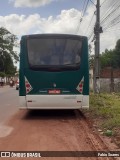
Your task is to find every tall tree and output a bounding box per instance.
[0,27,19,76]
[100,40,120,92]
[100,49,119,69]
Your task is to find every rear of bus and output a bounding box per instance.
[19,34,89,109]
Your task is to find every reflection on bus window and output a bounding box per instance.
[27,38,82,67]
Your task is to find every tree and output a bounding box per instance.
[0,72,6,78]
[88,44,94,68]
[0,27,19,76]
[100,40,120,92]
[115,39,120,67]
[115,39,120,51]
[100,48,119,69]
[89,54,94,68]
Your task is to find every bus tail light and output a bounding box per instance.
[25,77,33,94]
[76,77,84,93]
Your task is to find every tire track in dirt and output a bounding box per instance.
[0,109,118,160]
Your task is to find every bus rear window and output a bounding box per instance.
[27,37,82,70]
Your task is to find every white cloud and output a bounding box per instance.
[0,9,82,36]
[9,0,56,7]
[0,3,120,54]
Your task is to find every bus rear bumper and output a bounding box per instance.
[82,95,89,109]
[19,95,89,109]
[19,96,26,109]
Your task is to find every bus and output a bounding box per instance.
[19,34,89,109]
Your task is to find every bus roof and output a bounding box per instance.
[21,34,87,40]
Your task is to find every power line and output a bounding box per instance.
[103,13,120,30]
[82,0,88,17]
[100,0,120,31]
[104,19,120,30]
[75,0,90,34]
[101,1,120,25]
[90,0,96,6]
[88,30,94,40]
[83,0,90,17]
[104,28,120,32]
[75,0,88,34]
[88,0,120,37]
[88,0,118,40]
[100,0,118,23]
[100,0,108,6]
[86,11,95,34]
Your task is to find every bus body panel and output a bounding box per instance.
[19,34,89,109]
[26,95,83,109]
[19,95,89,109]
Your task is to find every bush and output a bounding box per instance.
[0,72,6,77]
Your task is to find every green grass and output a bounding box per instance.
[89,93,120,132]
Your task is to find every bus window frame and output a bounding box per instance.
[25,35,84,71]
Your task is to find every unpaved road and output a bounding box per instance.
[0,109,116,160]
[0,87,118,160]
[0,86,19,123]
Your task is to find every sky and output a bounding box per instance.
[0,0,120,64]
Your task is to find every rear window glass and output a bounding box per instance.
[27,37,82,68]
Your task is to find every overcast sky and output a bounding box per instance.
[0,0,120,56]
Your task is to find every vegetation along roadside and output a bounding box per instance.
[84,93,120,148]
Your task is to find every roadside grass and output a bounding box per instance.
[88,93,120,138]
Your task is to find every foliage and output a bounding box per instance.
[83,93,120,146]
[89,39,120,69]
[0,27,19,76]
[100,39,120,68]
[0,72,6,77]
[115,39,120,66]
[89,93,120,130]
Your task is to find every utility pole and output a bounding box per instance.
[93,0,103,93]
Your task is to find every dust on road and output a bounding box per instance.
[0,110,116,160]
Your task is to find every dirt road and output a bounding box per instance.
[0,86,19,123]
[0,109,118,160]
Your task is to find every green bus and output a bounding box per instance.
[19,34,89,109]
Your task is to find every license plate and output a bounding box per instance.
[48,90,61,94]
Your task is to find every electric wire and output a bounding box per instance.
[88,0,120,53]
[76,0,120,43]
[101,0,120,33]
[103,13,120,30]
[86,12,95,34]
[75,0,90,34]
[75,0,87,34]
[101,1,120,25]
[104,19,120,31]
[100,0,108,7]
[100,0,118,26]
